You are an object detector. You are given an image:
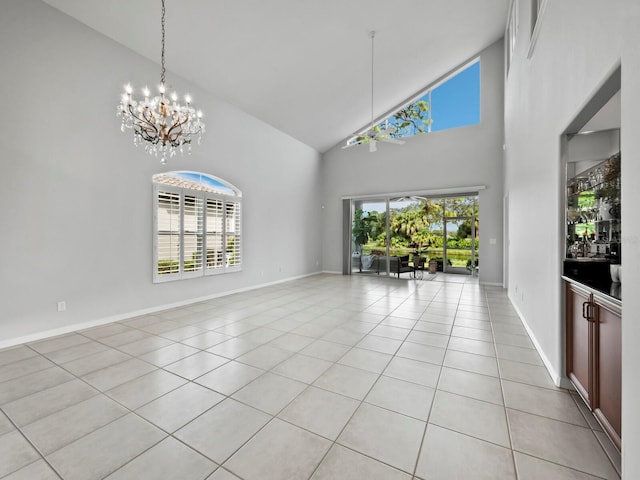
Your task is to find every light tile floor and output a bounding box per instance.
[0,273,621,479]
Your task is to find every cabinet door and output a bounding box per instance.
[593,296,622,450]
[566,283,594,407]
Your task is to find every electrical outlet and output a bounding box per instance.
[57,301,66,312]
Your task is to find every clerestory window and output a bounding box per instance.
[153,171,242,282]
[347,59,480,146]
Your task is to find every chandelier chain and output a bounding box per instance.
[160,0,166,85]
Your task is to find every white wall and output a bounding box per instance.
[621,10,640,479]
[321,40,505,285]
[504,0,640,477]
[0,0,322,344]
[567,130,620,176]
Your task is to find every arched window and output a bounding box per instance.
[153,171,242,282]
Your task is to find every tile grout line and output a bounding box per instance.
[568,388,622,477]
[487,288,618,480]
[487,287,520,480]
[3,336,232,478]
[303,295,413,479]
[0,275,619,480]
[0,404,64,480]
[409,281,460,479]
[187,294,400,478]
[305,279,445,480]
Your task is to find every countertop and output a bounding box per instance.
[562,275,622,303]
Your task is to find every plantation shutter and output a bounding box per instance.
[155,188,181,280]
[205,197,224,273]
[225,200,242,270]
[183,193,204,277]
[153,173,242,282]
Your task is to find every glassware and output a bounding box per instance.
[595,167,604,186]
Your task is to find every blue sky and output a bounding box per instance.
[430,61,480,132]
[379,60,480,136]
[175,171,236,195]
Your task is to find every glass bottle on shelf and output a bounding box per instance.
[566,152,620,260]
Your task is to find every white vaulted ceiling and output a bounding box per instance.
[42,0,509,152]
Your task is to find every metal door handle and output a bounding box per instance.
[582,301,596,322]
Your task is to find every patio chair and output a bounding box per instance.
[393,255,415,278]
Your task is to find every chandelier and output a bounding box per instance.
[118,0,205,164]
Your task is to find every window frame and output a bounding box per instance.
[153,177,242,283]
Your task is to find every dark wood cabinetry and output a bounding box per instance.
[566,282,593,405]
[593,294,622,447]
[565,279,621,450]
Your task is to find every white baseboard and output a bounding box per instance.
[0,271,323,350]
[321,270,342,275]
[481,282,504,287]
[508,295,570,389]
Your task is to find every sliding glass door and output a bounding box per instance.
[444,217,476,273]
[349,194,479,277]
[351,199,389,276]
[443,197,478,274]
[389,196,430,271]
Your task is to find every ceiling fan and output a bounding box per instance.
[342,31,405,153]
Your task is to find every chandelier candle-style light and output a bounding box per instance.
[118,0,205,164]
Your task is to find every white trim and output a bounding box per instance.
[527,0,549,59]
[508,292,573,389]
[480,282,504,287]
[341,185,486,201]
[0,271,322,350]
[503,193,509,289]
[321,270,342,275]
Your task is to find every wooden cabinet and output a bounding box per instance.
[565,280,621,450]
[566,282,593,405]
[593,294,622,447]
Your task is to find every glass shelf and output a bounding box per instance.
[566,153,621,260]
